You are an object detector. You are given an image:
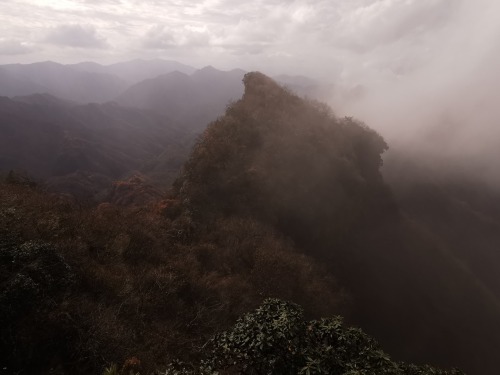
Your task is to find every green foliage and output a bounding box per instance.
[103,363,120,375]
[164,299,464,375]
[102,356,144,375]
[0,239,74,318]
[208,298,305,374]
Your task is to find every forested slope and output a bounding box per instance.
[1,72,499,375]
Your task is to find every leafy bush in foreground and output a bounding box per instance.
[163,299,464,375]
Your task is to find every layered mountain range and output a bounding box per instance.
[0,59,335,200]
[0,62,499,375]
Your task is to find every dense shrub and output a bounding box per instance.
[164,299,464,375]
[0,238,75,372]
[0,179,341,374]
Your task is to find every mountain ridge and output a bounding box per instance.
[116,66,246,130]
[0,94,194,200]
[0,70,499,375]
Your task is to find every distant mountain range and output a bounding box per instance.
[116,66,246,129]
[0,59,198,103]
[0,61,128,103]
[0,59,334,116]
[69,58,197,84]
[0,60,256,199]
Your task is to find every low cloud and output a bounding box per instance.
[142,25,176,50]
[330,0,456,53]
[44,24,108,49]
[0,39,34,55]
[328,0,500,186]
[142,24,211,50]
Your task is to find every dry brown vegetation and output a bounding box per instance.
[2,72,500,375]
[0,177,340,374]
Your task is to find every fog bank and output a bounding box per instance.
[326,1,500,185]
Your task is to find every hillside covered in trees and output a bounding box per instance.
[1,72,499,375]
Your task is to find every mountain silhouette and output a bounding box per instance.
[70,58,196,84]
[0,61,129,103]
[117,66,245,130]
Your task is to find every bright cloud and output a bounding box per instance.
[0,39,35,55]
